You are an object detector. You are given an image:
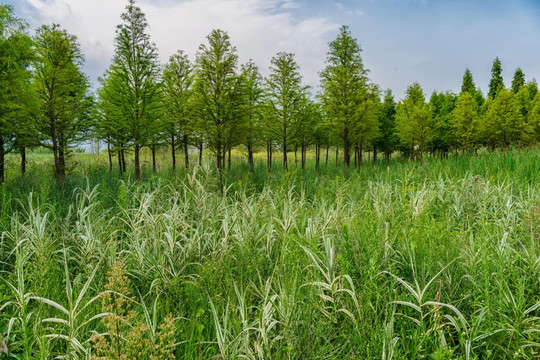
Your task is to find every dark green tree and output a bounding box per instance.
[34,24,92,182]
[511,68,525,94]
[109,0,162,180]
[396,83,431,158]
[162,50,194,170]
[488,57,504,99]
[266,52,306,171]
[374,90,398,162]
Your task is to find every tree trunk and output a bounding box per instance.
[315,144,320,172]
[58,145,66,181]
[121,146,126,173]
[354,146,357,168]
[107,141,112,173]
[247,143,254,173]
[301,144,306,170]
[199,142,203,165]
[343,129,350,168]
[20,146,26,175]
[152,145,156,172]
[228,147,231,170]
[359,140,363,166]
[294,147,298,167]
[373,145,378,163]
[184,135,189,168]
[50,123,63,183]
[134,145,140,180]
[335,146,339,165]
[118,148,123,176]
[283,136,288,171]
[325,145,329,167]
[266,141,272,170]
[171,135,176,171]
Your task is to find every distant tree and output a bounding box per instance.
[0,5,35,182]
[34,24,92,182]
[320,25,377,168]
[162,50,194,170]
[266,52,306,171]
[528,92,540,143]
[483,89,526,147]
[396,83,432,158]
[488,57,504,99]
[374,90,398,162]
[352,84,380,165]
[511,68,525,94]
[450,92,479,150]
[429,91,456,155]
[109,0,162,180]
[461,69,475,94]
[238,60,263,172]
[194,29,239,181]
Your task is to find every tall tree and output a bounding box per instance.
[483,89,526,147]
[396,83,432,158]
[488,57,504,99]
[266,52,306,171]
[511,67,525,94]
[109,0,162,180]
[162,50,194,170]
[238,60,263,172]
[195,29,239,181]
[0,5,35,182]
[34,24,91,182]
[374,90,398,162]
[450,92,479,150]
[528,92,540,143]
[320,25,377,168]
[429,91,456,155]
[461,69,476,95]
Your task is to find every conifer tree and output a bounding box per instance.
[488,57,504,99]
[511,68,525,94]
[450,92,479,150]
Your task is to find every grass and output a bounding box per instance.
[0,146,539,359]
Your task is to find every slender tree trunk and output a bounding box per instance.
[184,135,189,168]
[121,149,126,173]
[325,145,329,167]
[134,144,141,180]
[294,147,298,167]
[359,140,363,166]
[343,129,350,168]
[354,146,358,168]
[58,145,66,181]
[107,141,112,173]
[50,123,62,183]
[118,148,123,176]
[171,135,176,171]
[151,145,156,172]
[199,141,203,165]
[283,135,288,171]
[301,144,306,170]
[228,147,231,170]
[335,146,339,165]
[373,146,377,163]
[20,146,26,175]
[247,143,254,173]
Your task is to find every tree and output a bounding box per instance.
[461,68,476,95]
[109,0,162,180]
[0,5,35,182]
[511,68,525,94]
[488,57,504,99]
[528,92,540,143]
[396,83,431,158]
[320,25,377,168]
[483,89,526,147]
[162,50,194,170]
[34,24,91,182]
[429,91,456,155]
[373,90,398,162]
[238,60,263,172]
[450,92,479,150]
[194,29,239,181]
[266,52,306,171]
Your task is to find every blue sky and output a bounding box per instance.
[6,0,540,99]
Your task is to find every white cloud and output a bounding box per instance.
[19,0,338,89]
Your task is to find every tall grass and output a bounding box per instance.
[0,147,539,358]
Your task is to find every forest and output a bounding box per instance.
[0,0,539,359]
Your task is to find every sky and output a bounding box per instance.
[5,0,540,99]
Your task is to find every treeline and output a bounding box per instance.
[1,1,539,183]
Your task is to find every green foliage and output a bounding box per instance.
[488,57,504,99]
[483,88,528,146]
[450,92,479,149]
[374,90,398,161]
[396,83,432,156]
[511,67,526,94]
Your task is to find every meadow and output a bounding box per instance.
[0,147,539,359]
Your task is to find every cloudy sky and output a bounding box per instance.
[6,0,540,99]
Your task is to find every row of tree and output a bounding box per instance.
[1,1,539,183]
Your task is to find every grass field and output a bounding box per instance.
[0,147,539,359]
